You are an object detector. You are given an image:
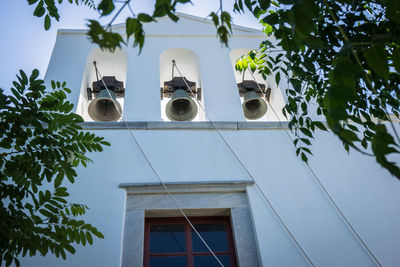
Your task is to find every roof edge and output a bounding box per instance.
[57,12,263,35]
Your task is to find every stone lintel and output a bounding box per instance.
[119,180,254,195]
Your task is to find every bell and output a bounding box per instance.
[242,90,267,120]
[166,89,198,121]
[88,89,122,121]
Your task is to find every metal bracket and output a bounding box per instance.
[87,76,125,101]
[237,80,270,101]
[87,87,93,101]
[161,76,201,100]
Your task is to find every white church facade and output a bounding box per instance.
[20,13,400,267]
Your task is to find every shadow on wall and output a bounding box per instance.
[77,48,128,122]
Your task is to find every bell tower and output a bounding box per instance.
[26,11,400,267]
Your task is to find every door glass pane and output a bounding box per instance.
[150,256,187,267]
[194,255,231,267]
[192,223,228,252]
[150,224,185,253]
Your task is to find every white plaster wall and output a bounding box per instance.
[23,13,400,267]
[18,127,400,267]
[44,34,97,105]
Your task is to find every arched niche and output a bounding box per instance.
[76,48,128,121]
[230,48,287,122]
[159,48,203,121]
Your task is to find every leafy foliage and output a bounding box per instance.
[234,0,400,178]
[27,0,96,30]
[90,0,201,52]
[25,0,400,178]
[27,0,232,52]
[0,70,109,266]
[209,11,233,46]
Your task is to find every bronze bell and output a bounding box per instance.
[165,89,198,121]
[242,90,267,120]
[88,89,122,121]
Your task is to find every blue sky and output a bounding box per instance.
[0,0,260,89]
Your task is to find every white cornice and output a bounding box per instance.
[57,12,263,37]
[78,121,293,130]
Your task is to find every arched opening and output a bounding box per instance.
[230,48,287,122]
[159,48,203,121]
[77,48,127,121]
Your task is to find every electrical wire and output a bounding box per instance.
[172,61,316,267]
[92,62,224,267]
[247,70,383,267]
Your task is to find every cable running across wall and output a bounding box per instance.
[93,63,225,267]
[172,61,316,267]
[247,70,383,267]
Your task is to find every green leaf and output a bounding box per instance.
[126,18,139,38]
[339,129,359,143]
[87,20,123,51]
[55,190,69,197]
[54,246,60,257]
[386,1,400,24]
[301,152,308,163]
[59,247,66,260]
[275,71,280,85]
[137,13,155,23]
[33,1,45,17]
[14,257,20,267]
[250,62,257,72]
[262,13,278,25]
[80,231,87,246]
[221,11,232,32]
[44,14,51,30]
[392,47,400,73]
[39,208,53,217]
[216,25,230,47]
[372,124,400,178]
[54,171,64,188]
[291,2,316,37]
[244,0,254,11]
[44,204,58,214]
[209,12,219,26]
[313,121,327,131]
[302,37,326,49]
[300,127,313,138]
[92,229,104,239]
[300,138,311,145]
[364,45,389,79]
[64,244,76,254]
[259,0,270,10]
[19,70,28,85]
[86,232,93,245]
[264,24,273,35]
[31,69,40,80]
[97,0,115,16]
